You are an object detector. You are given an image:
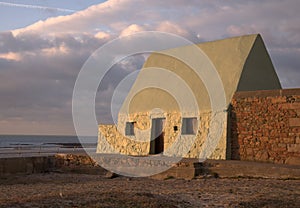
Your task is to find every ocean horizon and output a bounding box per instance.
[0,134,97,158]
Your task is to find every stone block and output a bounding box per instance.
[279,133,288,138]
[278,143,287,149]
[287,144,300,152]
[285,156,300,165]
[289,118,300,127]
[255,151,269,161]
[281,89,300,96]
[260,137,269,143]
[280,103,300,110]
[283,138,295,144]
[272,145,287,152]
[274,159,285,164]
[291,127,300,133]
[234,90,281,99]
[246,148,253,156]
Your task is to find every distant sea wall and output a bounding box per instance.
[0,156,54,175]
[230,88,300,165]
[0,154,104,175]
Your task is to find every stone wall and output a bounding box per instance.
[97,110,228,159]
[230,89,300,165]
[0,154,106,175]
[0,156,54,175]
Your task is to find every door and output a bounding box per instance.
[150,118,165,154]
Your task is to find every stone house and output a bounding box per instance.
[97,34,282,160]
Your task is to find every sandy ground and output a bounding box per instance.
[0,173,299,208]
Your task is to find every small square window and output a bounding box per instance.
[125,122,135,136]
[181,118,197,135]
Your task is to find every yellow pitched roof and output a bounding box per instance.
[120,34,281,114]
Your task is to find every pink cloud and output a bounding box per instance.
[156,21,188,37]
[119,24,145,37]
[0,52,22,61]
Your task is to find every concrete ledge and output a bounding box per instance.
[0,156,55,175]
[0,154,106,176]
[202,160,300,179]
[233,88,300,99]
[151,158,202,180]
[1,155,299,180]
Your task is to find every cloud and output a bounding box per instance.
[11,0,127,36]
[120,24,145,37]
[0,31,54,53]
[226,25,258,37]
[156,21,188,37]
[0,1,76,13]
[96,54,146,124]
[95,31,111,40]
[0,0,300,134]
[0,52,21,61]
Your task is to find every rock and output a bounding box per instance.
[285,157,300,165]
[105,171,118,179]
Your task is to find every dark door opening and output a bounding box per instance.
[150,118,165,154]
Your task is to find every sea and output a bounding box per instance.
[0,135,97,158]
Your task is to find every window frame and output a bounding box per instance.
[181,117,197,135]
[125,122,135,136]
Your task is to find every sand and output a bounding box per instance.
[0,172,299,208]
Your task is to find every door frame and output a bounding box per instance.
[149,118,165,154]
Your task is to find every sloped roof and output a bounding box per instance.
[120,34,281,114]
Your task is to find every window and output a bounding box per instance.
[125,122,135,136]
[181,117,197,135]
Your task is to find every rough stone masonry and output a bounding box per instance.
[230,88,300,165]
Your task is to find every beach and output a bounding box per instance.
[0,154,299,207]
[1,172,300,207]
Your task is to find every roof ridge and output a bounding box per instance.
[196,33,260,45]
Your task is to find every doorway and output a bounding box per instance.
[150,118,165,154]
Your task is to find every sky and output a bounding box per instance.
[0,0,299,135]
